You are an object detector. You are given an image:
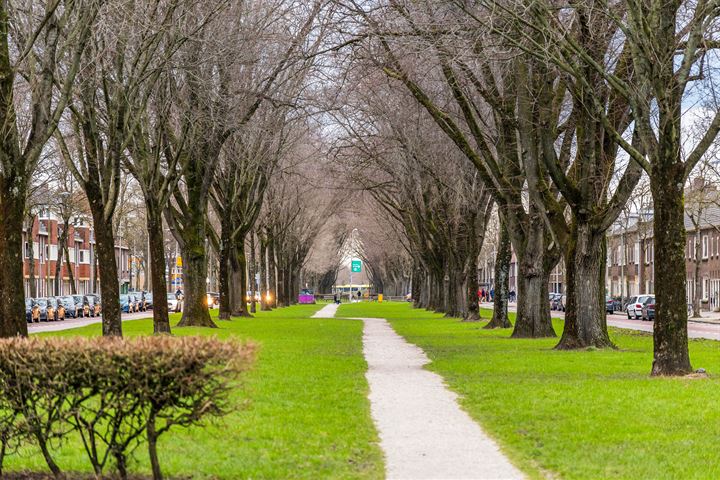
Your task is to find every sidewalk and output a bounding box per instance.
[479,301,720,324]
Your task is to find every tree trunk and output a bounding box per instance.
[259,241,270,310]
[249,234,257,314]
[511,221,556,338]
[92,213,122,337]
[27,216,37,298]
[54,221,69,296]
[650,167,692,375]
[147,416,162,480]
[218,216,232,320]
[556,222,613,349]
[146,204,170,334]
[177,236,216,328]
[231,246,251,317]
[64,244,77,295]
[486,219,511,328]
[268,241,277,308]
[0,192,29,337]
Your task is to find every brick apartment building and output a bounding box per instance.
[478,210,720,311]
[607,206,720,310]
[22,209,130,298]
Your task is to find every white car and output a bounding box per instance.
[167,294,181,313]
[626,294,654,320]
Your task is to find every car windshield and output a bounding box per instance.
[167,294,176,301]
[37,299,47,307]
[62,296,74,304]
[25,299,32,307]
[119,295,128,302]
[73,295,83,303]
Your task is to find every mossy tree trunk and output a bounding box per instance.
[486,218,511,329]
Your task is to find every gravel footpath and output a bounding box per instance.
[312,303,524,479]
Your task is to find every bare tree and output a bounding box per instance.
[0,0,98,337]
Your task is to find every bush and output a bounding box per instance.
[0,336,256,479]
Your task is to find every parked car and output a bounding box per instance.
[35,298,52,321]
[143,292,153,310]
[71,295,86,317]
[606,296,616,314]
[120,294,134,313]
[59,296,79,318]
[86,294,101,316]
[167,293,181,313]
[49,297,67,321]
[25,298,35,323]
[559,294,566,311]
[550,293,563,310]
[626,294,654,319]
[82,295,99,317]
[641,300,655,321]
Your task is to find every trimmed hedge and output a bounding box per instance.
[0,336,256,479]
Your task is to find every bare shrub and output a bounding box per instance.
[0,336,256,479]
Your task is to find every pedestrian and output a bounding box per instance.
[175,288,182,299]
[357,290,362,301]
[333,293,338,304]
[490,287,494,301]
[480,288,486,303]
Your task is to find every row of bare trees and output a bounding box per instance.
[0,0,332,338]
[328,0,720,375]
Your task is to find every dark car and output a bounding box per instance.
[46,297,64,321]
[143,292,153,310]
[72,295,89,317]
[550,293,563,310]
[120,294,136,313]
[641,301,655,321]
[34,298,51,322]
[25,298,34,323]
[60,295,80,318]
[86,294,101,316]
[606,297,618,314]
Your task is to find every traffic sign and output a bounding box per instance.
[351,259,362,273]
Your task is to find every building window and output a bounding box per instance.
[703,235,709,259]
[24,242,31,259]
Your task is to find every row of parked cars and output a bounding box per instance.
[606,294,655,321]
[25,294,101,323]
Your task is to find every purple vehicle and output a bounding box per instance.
[298,289,315,304]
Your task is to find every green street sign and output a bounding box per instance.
[351,259,362,273]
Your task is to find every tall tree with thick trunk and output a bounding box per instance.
[0,1,97,337]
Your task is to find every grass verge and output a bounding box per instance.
[6,305,383,480]
[339,301,720,480]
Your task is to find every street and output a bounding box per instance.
[481,303,720,341]
[28,311,152,334]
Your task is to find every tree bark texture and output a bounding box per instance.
[91,213,122,337]
[0,192,29,337]
[249,234,257,314]
[486,219,512,328]
[259,241,270,310]
[650,168,692,375]
[511,217,556,338]
[177,232,216,328]
[231,246,251,317]
[146,205,170,334]
[556,222,613,349]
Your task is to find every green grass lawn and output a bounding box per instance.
[7,305,384,479]
[339,302,720,480]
